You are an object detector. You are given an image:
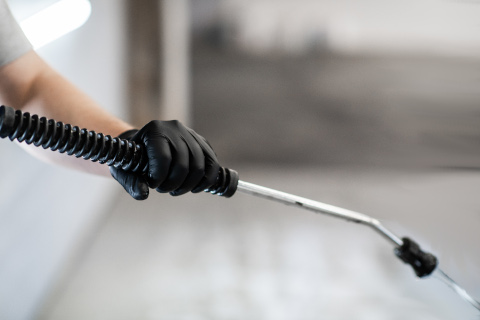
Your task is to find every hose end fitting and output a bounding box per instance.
[207,167,239,198]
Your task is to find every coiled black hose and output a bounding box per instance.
[0,105,238,197]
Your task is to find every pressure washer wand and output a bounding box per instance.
[0,105,479,311]
[237,180,403,245]
[235,181,480,311]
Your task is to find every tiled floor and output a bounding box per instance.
[40,165,480,319]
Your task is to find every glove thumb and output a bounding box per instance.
[110,167,150,200]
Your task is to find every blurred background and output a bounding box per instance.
[0,0,479,319]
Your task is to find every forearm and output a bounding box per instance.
[0,51,134,176]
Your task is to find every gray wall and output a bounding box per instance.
[215,0,480,57]
[0,1,127,319]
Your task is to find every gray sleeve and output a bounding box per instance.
[0,0,32,67]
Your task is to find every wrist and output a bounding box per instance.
[118,129,138,140]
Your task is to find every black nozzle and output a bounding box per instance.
[395,237,438,278]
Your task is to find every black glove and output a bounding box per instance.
[110,120,220,200]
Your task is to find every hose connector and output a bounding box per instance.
[207,167,239,198]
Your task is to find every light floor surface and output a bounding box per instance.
[40,165,480,320]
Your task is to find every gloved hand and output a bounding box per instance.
[110,120,220,200]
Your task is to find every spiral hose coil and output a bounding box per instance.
[0,105,238,197]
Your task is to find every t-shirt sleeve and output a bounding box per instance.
[0,0,32,67]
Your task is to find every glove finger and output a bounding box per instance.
[191,157,220,193]
[169,138,205,196]
[186,128,220,193]
[110,167,149,200]
[140,134,172,189]
[187,128,218,161]
[155,137,190,193]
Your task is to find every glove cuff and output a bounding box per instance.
[118,129,138,140]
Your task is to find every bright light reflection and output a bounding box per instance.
[20,0,92,49]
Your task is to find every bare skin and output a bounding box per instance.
[0,50,135,176]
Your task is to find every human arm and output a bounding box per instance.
[0,50,221,199]
[0,50,134,176]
